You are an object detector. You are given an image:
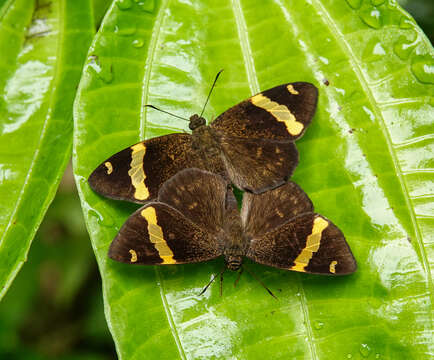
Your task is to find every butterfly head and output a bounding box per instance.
[189,114,206,130]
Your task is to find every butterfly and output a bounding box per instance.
[108,168,357,283]
[88,74,318,204]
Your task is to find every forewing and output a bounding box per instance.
[219,136,299,194]
[211,82,318,141]
[241,181,313,238]
[158,168,228,235]
[88,133,202,204]
[109,203,222,265]
[246,213,357,275]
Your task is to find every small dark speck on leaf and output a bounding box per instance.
[322,78,330,86]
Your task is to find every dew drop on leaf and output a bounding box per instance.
[136,0,155,12]
[399,15,413,29]
[314,321,324,330]
[132,39,144,48]
[116,0,133,10]
[115,24,136,36]
[411,55,434,84]
[359,8,383,29]
[362,37,386,62]
[345,0,362,9]
[360,343,372,357]
[88,55,113,84]
[393,36,418,60]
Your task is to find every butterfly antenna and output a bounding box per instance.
[145,104,189,122]
[200,69,224,118]
[244,266,277,300]
[199,266,226,296]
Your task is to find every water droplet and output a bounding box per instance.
[360,8,382,29]
[136,0,155,12]
[347,354,353,359]
[399,16,413,29]
[371,0,384,5]
[314,321,324,330]
[88,55,113,83]
[346,0,362,9]
[411,55,434,84]
[362,38,386,62]
[360,344,372,358]
[393,36,418,60]
[375,354,381,359]
[116,0,132,10]
[114,24,136,36]
[132,38,144,48]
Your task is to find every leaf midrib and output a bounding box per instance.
[137,1,188,359]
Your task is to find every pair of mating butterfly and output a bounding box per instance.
[89,72,357,295]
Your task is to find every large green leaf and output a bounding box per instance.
[74,0,433,358]
[0,0,95,299]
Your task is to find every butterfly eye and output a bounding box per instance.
[189,114,206,130]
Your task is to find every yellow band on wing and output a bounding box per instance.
[128,143,149,200]
[251,93,303,136]
[291,217,329,272]
[141,207,176,264]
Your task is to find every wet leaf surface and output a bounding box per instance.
[74,1,433,359]
[0,0,95,298]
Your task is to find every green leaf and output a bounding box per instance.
[74,0,433,358]
[0,0,95,299]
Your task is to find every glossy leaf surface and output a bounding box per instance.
[0,0,95,299]
[74,0,434,358]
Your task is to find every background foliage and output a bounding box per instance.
[0,0,432,359]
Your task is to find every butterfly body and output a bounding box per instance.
[88,82,318,204]
[109,169,357,277]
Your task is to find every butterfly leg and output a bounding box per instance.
[244,266,277,300]
[234,267,244,288]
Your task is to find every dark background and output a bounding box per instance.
[0,1,432,359]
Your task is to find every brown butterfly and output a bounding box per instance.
[88,72,318,204]
[108,169,357,289]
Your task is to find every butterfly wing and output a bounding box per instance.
[109,203,223,265]
[242,183,356,275]
[157,168,229,234]
[109,168,229,265]
[218,136,299,193]
[88,133,203,204]
[211,82,318,141]
[241,181,313,237]
[246,213,357,275]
